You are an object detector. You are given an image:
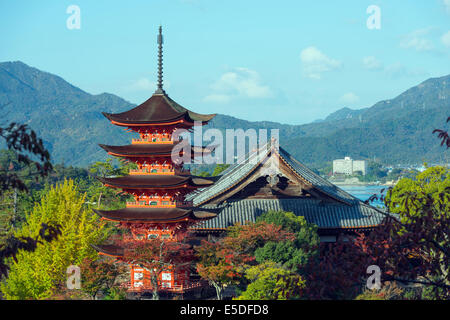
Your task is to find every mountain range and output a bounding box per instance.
[0,61,449,168]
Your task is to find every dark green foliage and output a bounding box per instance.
[85,158,135,210]
[432,117,450,148]
[0,121,52,193]
[0,190,15,243]
[212,164,230,176]
[255,211,319,274]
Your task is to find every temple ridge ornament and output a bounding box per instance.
[260,153,281,179]
[266,174,279,187]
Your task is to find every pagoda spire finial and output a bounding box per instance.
[155,25,165,94]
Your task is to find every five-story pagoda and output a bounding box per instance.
[92,26,217,294]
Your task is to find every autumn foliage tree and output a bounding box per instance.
[196,221,295,300]
[370,171,449,298]
[304,166,449,300]
[119,237,196,300]
[303,119,450,300]
[79,257,124,300]
[352,166,449,299]
[196,239,254,300]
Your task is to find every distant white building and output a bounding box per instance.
[333,157,368,176]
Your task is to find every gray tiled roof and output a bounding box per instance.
[188,141,357,206]
[187,140,386,230]
[191,198,386,230]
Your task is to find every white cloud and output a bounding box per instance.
[400,28,434,51]
[362,56,383,70]
[339,92,359,104]
[300,46,341,79]
[203,94,231,104]
[441,30,450,47]
[204,67,272,103]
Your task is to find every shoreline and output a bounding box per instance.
[328,178,397,187]
[331,182,395,187]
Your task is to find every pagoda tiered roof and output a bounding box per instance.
[102,93,215,126]
[93,207,218,223]
[98,174,215,190]
[93,27,219,294]
[99,143,215,158]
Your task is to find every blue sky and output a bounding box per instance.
[1,0,449,124]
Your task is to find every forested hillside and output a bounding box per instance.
[0,61,448,167]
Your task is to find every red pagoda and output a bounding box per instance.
[92,26,217,294]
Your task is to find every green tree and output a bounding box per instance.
[86,158,134,210]
[191,168,211,177]
[236,261,305,300]
[386,166,450,222]
[254,211,319,273]
[0,179,108,299]
[212,164,230,177]
[0,190,15,243]
[383,166,450,297]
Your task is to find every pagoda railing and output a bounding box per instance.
[129,168,174,175]
[125,280,209,293]
[126,201,193,208]
[132,138,173,144]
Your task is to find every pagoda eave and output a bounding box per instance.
[103,113,215,128]
[99,143,215,158]
[91,244,124,257]
[97,175,215,190]
[109,118,186,127]
[101,92,216,127]
[93,208,218,223]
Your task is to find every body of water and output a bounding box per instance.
[339,185,389,207]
